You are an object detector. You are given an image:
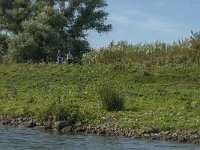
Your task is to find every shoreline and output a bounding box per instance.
[1,115,200,144]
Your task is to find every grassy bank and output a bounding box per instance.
[0,42,200,133]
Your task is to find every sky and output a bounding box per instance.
[87,0,200,48]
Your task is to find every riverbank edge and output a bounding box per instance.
[1,115,200,144]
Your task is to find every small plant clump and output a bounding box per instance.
[99,85,125,111]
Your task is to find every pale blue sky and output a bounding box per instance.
[88,0,200,48]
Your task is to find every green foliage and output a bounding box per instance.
[7,4,66,62]
[44,100,84,124]
[84,37,200,67]
[191,31,200,49]
[0,0,32,34]
[0,49,200,131]
[0,61,200,131]
[190,31,200,64]
[69,39,91,63]
[0,34,8,62]
[99,85,125,111]
[0,0,112,62]
[8,33,38,62]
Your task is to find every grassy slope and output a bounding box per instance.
[0,61,200,132]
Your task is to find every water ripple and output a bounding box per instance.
[0,125,200,150]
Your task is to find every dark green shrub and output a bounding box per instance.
[99,86,125,111]
[42,101,84,125]
[55,104,81,124]
[0,34,8,62]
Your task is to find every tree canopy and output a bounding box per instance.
[0,0,112,62]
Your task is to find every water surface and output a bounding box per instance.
[0,125,200,150]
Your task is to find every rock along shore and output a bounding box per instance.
[1,115,200,144]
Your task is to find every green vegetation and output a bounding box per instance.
[1,39,200,132]
[99,85,125,111]
[0,0,111,62]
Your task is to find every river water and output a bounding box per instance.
[0,125,200,150]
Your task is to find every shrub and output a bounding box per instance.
[41,101,84,125]
[55,104,82,124]
[0,34,8,63]
[99,86,125,111]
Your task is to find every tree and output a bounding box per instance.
[60,0,112,61]
[0,0,112,62]
[8,3,66,62]
[0,0,32,34]
[0,34,8,62]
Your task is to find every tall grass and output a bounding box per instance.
[99,85,125,111]
[83,38,200,67]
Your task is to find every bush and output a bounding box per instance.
[41,101,84,125]
[0,34,8,62]
[55,104,82,124]
[99,86,125,111]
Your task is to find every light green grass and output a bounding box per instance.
[0,62,200,132]
[1,42,200,131]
